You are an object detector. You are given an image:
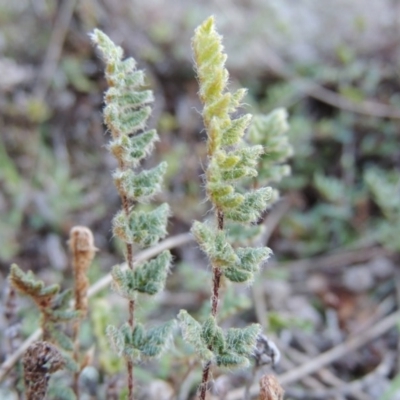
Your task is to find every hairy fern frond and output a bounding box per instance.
[178,310,260,369]
[9,265,79,349]
[192,17,274,224]
[107,321,175,361]
[178,18,280,395]
[111,251,172,298]
[91,30,174,385]
[9,264,59,307]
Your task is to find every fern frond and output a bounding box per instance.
[111,251,172,298]
[178,310,214,362]
[107,321,175,361]
[112,203,170,247]
[9,264,59,308]
[224,247,272,283]
[109,129,159,167]
[113,162,167,202]
[191,221,238,268]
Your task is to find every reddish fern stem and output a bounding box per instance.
[120,191,135,400]
[199,208,224,400]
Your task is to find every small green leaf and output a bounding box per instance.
[201,316,225,353]
[220,114,252,146]
[127,203,170,247]
[178,310,213,361]
[225,324,260,356]
[141,320,175,357]
[132,250,172,295]
[191,221,238,268]
[113,162,167,201]
[9,264,60,305]
[224,187,274,223]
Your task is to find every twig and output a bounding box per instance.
[226,309,400,399]
[259,48,400,120]
[284,353,393,399]
[279,310,399,384]
[298,79,400,120]
[278,246,391,274]
[33,0,78,100]
[3,286,23,399]
[177,363,198,400]
[278,355,324,390]
[88,233,192,296]
[281,335,368,400]
[4,286,19,356]
[0,232,193,383]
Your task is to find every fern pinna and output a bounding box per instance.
[91,30,173,400]
[178,16,277,399]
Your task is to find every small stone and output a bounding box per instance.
[343,265,374,293]
[369,256,394,280]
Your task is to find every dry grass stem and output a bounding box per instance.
[69,226,97,317]
[69,226,97,399]
[259,375,284,400]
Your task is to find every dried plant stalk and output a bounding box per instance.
[259,374,284,400]
[69,226,96,317]
[69,226,97,399]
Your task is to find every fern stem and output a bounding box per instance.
[120,188,136,400]
[113,116,136,398]
[127,359,134,400]
[72,323,80,399]
[199,361,211,400]
[211,208,224,317]
[211,268,222,318]
[41,314,51,342]
[199,208,225,400]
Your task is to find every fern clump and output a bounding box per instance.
[91,29,173,399]
[178,16,284,399]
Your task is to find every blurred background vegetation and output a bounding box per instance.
[1,1,400,399]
